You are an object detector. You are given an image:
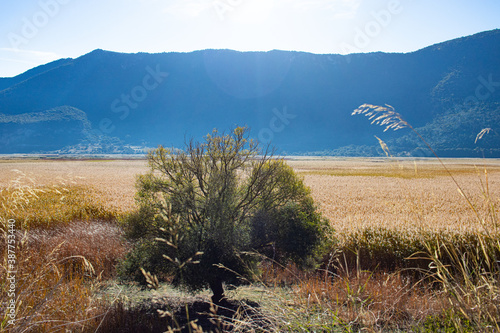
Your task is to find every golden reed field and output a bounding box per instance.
[1,157,499,237]
[2,157,500,332]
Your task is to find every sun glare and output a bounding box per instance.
[225,0,276,24]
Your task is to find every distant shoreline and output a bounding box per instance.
[2,154,500,165]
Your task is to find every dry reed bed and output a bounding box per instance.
[288,159,500,237]
[1,158,499,237]
[306,173,499,236]
[0,221,128,332]
[1,158,499,331]
[0,159,146,214]
[0,162,131,332]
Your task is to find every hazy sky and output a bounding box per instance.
[1,0,499,77]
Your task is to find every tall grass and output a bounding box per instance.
[354,103,500,331]
[0,233,96,332]
[415,170,500,331]
[0,170,120,230]
[0,172,127,332]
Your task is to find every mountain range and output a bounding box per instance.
[1,29,499,157]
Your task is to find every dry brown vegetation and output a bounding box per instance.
[0,164,129,332]
[0,221,128,332]
[0,159,144,215]
[2,158,499,235]
[288,158,500,236]
[1,157,500,331]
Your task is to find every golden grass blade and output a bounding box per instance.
[374,136,391,158]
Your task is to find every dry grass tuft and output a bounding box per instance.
[0,222,128,332]
[1,230,94,332]
[249,262,447,331]
[289,270,446,331]
[25,221,129,279]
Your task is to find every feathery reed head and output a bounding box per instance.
[475,128,492,144]
[352,104,410,132]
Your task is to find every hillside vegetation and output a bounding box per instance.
[0,30,499,156]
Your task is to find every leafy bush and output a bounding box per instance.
[251,198,331,269]
[119,127,332,302]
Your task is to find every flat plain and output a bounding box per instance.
[2,157,500,331]
[1,157,499,238]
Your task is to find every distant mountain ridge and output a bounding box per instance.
[0,58,73,91]
[1,29,499,156]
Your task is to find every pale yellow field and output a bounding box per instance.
[291,159,500,237]
[0,159,145,213]
[1,158,499,237]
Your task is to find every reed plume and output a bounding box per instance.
[352,104,410,132]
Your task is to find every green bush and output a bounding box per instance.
[117,239,168,285]
[119,127,332,302]
[251,198,331,269]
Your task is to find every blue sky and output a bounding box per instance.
[1,0,499,77]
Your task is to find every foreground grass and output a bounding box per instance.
[0,175,127,332]
[0,219,128,332]
[78,269,446,332]
[1,160,500,331]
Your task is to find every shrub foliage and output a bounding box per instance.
[120,127,331,302]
